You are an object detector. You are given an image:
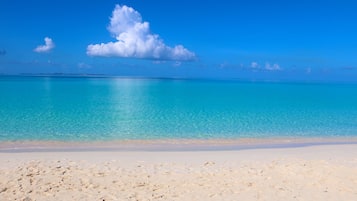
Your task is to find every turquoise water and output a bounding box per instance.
[0,76,356,141]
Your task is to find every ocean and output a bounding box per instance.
[0,76,356,141]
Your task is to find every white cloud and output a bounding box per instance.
[34,37,55,53]
[87,5,195,61]
[265,63,281,71]
[78,62,92,69]
[219,62,228,68]
[251,62,259,68]
[152,60,165,64]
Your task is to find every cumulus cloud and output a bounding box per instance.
[87,5,195,61]
[265,63,281,71]
[34,37,55,53]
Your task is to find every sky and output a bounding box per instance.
[0,0,357,81]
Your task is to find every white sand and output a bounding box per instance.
[1,144,357,200]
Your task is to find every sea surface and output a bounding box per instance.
[0,76,356,141]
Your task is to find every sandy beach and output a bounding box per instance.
[1,143,357,201]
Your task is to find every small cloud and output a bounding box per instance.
[78,62,92,69]
[0,49,6,56]
[87,5,195,61]
[219,62,228,68]
[34,37,55,53]
[250,62,259,69]
[265,62,281,71]
[152,60,166,64]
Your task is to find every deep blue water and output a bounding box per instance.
[0,76,356,141]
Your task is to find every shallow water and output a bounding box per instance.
[0,76,356,141]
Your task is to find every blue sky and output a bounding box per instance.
[0,0,356,81]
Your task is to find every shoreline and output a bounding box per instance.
[1,144,357,200]
[1,136,357,152]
